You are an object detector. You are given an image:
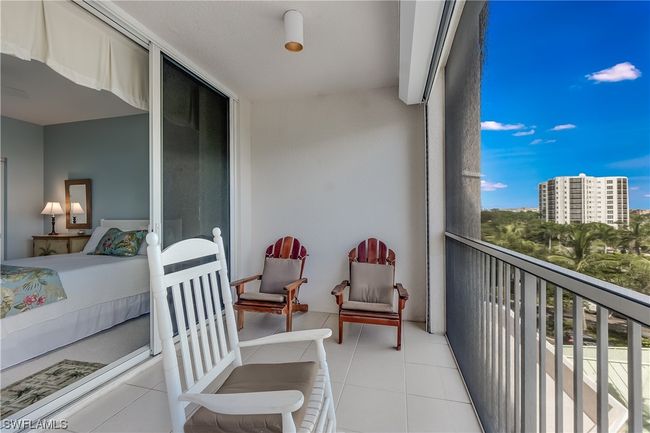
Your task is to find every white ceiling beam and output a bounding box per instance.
[398,0,444,105]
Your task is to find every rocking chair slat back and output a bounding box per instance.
[170,283,194,387]
[348,238,396,266]
[147,229,242,433]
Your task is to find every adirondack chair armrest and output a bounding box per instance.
[239,328,332,348]
[231,274,262,288]
[395,283,409,300]
[231,275,262,299]
[284,277,308,300]
[331,280,349,305]
[180,390,304,415]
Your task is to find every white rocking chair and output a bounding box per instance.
[147,228,337,433]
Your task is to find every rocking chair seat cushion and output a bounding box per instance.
[342,300,395,313]
[239,292,286,303]
[185,361,318,433]
[259,257,302,294]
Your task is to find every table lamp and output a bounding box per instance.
[70,202,85,224]
[41,202,64,235]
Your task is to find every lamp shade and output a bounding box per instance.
[283,10,303,52]
[41,202,64,215]
[70,202,85,214]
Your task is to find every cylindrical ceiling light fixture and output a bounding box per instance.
[283,10,303,52]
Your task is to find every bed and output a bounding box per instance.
[1,219,150,369]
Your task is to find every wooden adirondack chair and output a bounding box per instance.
[147,229,336,433]
[331,238,409,350]
[232,236,309,332]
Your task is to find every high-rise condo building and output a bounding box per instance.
[538,173,629,226]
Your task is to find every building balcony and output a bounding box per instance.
[37,235,648,433]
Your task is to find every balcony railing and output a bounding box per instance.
[445,232,650,433]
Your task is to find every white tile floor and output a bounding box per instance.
[60,312,483,433]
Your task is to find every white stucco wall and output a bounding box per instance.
[427,72,446,333]
[234,97,253,278]
[245,87,426,321]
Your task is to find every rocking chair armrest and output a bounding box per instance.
[230,274,262,287]
[331,280,349,296]
[239,328,332,348]
[395,283,409,300]
[180,390,304,415]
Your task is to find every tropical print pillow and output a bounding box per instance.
[92,228,147,257]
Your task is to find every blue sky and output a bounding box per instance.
[481,1,650,209]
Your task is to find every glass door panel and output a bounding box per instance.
[162,56,230,254]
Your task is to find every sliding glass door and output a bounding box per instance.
[161,56,230,255]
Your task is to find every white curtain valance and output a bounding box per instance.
[1,0,149,111]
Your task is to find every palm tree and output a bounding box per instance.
[581,253,650,295]
[619,216,650,255]
[496,222,527,250]
[539,222,562,251]
[594,223,619,254]
[548,224,596,272]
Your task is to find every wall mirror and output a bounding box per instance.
[65,179,92,230]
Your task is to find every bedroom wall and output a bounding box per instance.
[248,87,427,321]
[43,114,149,233]
[1,116,45,260]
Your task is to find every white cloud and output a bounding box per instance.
[587,62,642,83]
[645,193,650,198]
[608,154,650,169]
[530,138,557,145]
[481,180,508,191]
[513,129,535,136]
[550,124,576,131]
[481,121,525,131]
[630,186,640,191]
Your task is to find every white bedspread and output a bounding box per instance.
[1,253,149,338]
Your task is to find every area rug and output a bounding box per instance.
[0,359,105,419]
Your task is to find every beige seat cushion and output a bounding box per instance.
[349,262,394,306]
[259,257,302,294]
[185,361,318,433]
[239,292,286,303]
[342,300,394,313]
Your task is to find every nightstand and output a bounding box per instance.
[32,234,91,256]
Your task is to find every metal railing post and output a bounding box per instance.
[573,295,584,433]
[596,306,608,433]
[555,287,564,433]
[627,319,642,433]
[520,271,537,433]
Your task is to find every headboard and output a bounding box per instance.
[100,219,150,231]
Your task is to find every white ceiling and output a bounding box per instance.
[1,54,145,126]
[115,1,399,101]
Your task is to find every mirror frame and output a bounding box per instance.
[65,179,92,230]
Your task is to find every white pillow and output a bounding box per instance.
[82,226,111,254]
